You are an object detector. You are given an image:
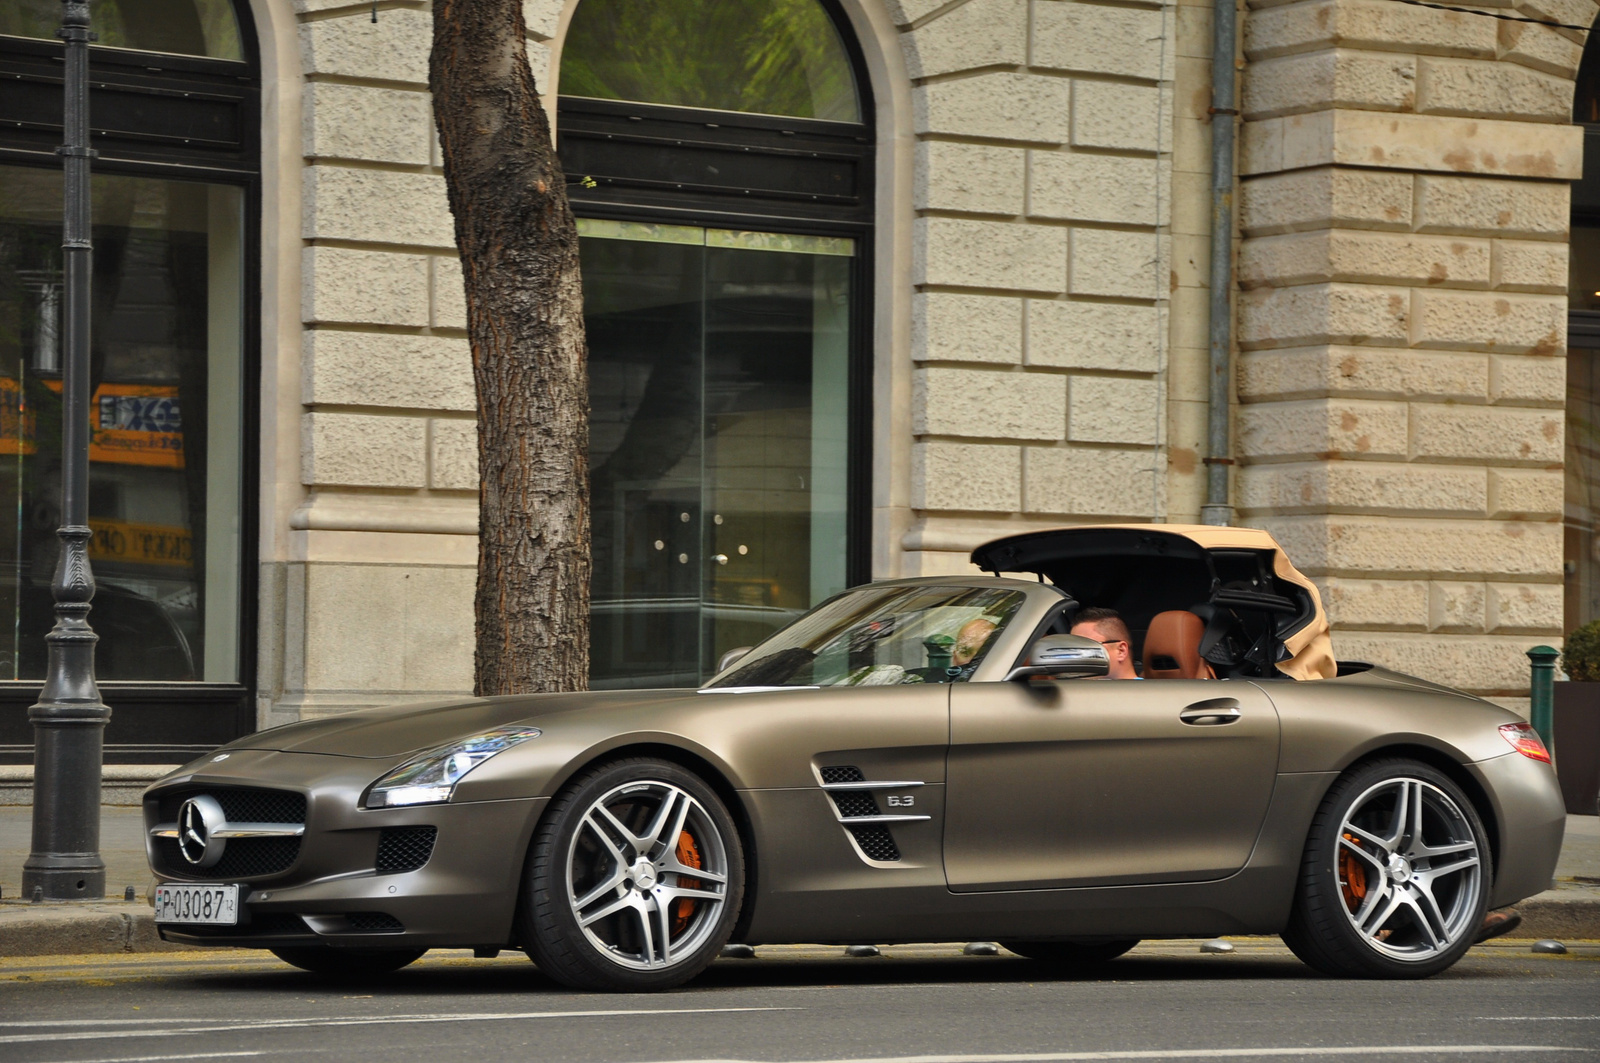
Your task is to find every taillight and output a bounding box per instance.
[1499,722,1552,763]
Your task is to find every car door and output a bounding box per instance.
[944,678,1280,891]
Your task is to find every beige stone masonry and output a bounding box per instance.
[1239,229,1492,289]
[915,141,1027,215]
[1235,0,1580,694]
[911,442,1023,512]
[1027,300,1164,372]
[1238,397,1411,461]
[428,419,478,491]
[302,332,474,412]
[1237,462,1488,516]
[913,293,1025,364]
[1238,346,1489,402]
[1024,446,1163,518]
[1241,109,1582,179]
[302,82,432,165]
[915,217,1069,293]
[899,0,1028,79]
[913,368,1068,440]
[301,412,427,489]
[303,167,455,250]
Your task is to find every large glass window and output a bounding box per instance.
[561,0,859,121]
[0,0,243,60]
[583,220,852,688]
[0,165,243,682]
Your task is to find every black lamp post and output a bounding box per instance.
[22,0,109,902]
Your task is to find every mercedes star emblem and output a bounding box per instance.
[177,795,227,868]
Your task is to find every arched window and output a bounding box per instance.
[558,0,872,688]
[0,0,258,757]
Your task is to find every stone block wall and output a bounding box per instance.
[262,0,540,721]
[897,0,1186,574]
[1236,0,1586,697]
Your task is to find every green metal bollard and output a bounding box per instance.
[1526,645,1559,753]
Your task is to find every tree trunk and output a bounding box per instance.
[430,0,590,695]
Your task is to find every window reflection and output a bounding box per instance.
[582,221,852,688]
[561,0,860,121]
[0,165,243,681]
[0,0,244,61]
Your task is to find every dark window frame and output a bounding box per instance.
[558,0,876,595]
[0,2,260,763]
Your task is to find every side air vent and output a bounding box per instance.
[831,790,881,819]
[848,826,901,862]
[376,826,437,873]
[821,765,866,784]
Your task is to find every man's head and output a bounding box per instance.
[952,618,997,667]
[1070,607,1138,679]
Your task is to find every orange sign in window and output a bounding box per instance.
[89,519,193,568]
[0,379,185,468]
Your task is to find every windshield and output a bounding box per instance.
[705,585,1027,688]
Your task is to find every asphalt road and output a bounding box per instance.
[1,940,1596,1063]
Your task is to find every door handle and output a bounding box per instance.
[1180,698,1242,725]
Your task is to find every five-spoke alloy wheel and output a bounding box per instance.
[523,758,745,991]
[1284,758,1489,978]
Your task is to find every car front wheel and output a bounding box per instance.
[1283,758,1489,979]
[522,757,745,991]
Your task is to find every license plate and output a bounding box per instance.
[154,883,239,925]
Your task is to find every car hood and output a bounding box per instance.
[226,689,703,759]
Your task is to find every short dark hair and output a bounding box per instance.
[1073,607,1130,644]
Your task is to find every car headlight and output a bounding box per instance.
[365,725,542,808]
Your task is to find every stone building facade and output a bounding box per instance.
[1,0,1594,775]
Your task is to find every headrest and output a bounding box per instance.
[1143,610,1215,680]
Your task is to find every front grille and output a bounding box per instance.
[346,912,405,932]
[821,765,865,783]
[157,787,306,825]
[376,826,437,873]
[848,825,901,862]
[154,835,302,879]
[151,786,307,881]
[831,791,880,818]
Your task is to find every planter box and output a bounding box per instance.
[1554,682,1600,816]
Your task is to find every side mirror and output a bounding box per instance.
[1003,634,1110,682]
[716,646,754,674]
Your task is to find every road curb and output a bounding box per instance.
[0,902,187,956]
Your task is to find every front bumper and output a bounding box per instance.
[145,751,547,950]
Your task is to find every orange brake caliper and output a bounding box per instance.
[673,830,702,935]
[1338,832,1369,912]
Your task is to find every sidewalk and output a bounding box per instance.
[0,807,1595,956]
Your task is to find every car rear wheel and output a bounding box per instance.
[269,946,427,976]
[999,939,1138,965]
[522,757,745,991]
[1283,758,1488,979]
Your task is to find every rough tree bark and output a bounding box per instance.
[430,0,590,695]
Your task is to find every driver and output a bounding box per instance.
[1068,607,1139,680]
[951,618,996,668]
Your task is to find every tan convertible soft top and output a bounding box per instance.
[971,523,1337,681]
[1110,524,1335,681]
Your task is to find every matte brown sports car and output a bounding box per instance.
[144,525,1566,990]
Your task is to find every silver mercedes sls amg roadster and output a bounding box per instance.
[144,525,1566,990]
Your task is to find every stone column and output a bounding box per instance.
[1236,0,1586,699]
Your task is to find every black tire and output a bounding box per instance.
[999,939,1138,964]
[522,757,745,991]
[1282,757,1489,979]
[269,946,426,976]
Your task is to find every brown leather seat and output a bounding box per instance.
[1142,610,1215,679]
